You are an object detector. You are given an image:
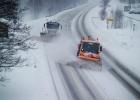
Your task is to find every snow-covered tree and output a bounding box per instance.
[0,0,31,78]
[26,0,86,19]
[114,9,123,28]
[100,9,107,20]
[99,0,110,20]
[0,0,18,20]
[102,0,110,7]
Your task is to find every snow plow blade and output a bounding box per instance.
[78,55,100,62]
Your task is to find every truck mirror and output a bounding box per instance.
[100,46,102,51]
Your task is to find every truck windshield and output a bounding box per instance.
[82,42,100,54]
[47,22,59,29]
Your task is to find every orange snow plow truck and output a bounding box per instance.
[77,36,102,63]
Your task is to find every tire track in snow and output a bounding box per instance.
[58,63,97,100]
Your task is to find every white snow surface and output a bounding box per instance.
[0,0,139,100]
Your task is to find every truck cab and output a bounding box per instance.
[77,36,102,63]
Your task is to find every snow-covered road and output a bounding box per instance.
[25,0,139,100]
[1,0,139,100]
[40,2,108,100]
[71,1,139,100]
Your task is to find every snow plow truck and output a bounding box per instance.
[40,21,62,36]
[77,36,102,64]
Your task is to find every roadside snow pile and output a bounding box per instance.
[84,0,140,79]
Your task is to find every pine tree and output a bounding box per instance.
[0,0,31,72]
[0,0,18,20]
